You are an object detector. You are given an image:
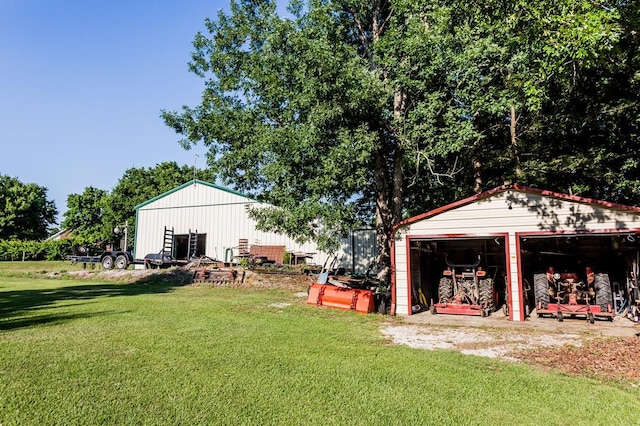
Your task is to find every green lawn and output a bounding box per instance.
[0,262,638,425]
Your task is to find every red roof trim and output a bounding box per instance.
[393,184,640,231]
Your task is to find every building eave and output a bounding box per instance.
[393,184,640,232]
[133,179,258,210]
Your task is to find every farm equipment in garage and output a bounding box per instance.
[534,267,614,323]
[431,254,495,317]
[614,260,640,322]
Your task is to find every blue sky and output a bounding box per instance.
[0,1,229,223]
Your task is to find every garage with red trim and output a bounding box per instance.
[391,185,640,322]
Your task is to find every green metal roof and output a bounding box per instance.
[133,179,257,210]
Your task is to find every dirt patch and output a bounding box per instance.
[381,324,583,361]
[237,270,313,290]
[65,267,311,288]
[62,268,194,284]
[514,336,640,383]
[66,269,155,279]
[382,316,640,385]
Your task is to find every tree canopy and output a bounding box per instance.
[60,162,206,249]
[61,186,109,243]
[162,0,639,280]
[0,175,58,240]
[104,161,208,240]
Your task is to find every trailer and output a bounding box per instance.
[67,250,179,270]
[67,243,142,270]
[67,227,186,270]
[68,248,132,269]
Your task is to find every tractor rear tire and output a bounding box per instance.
[534,273,549,309]
[478,278,494,313]
[594,273,612,312]
[438,277,453,303]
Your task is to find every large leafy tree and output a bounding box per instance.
[62,162,205,249]
[394,0,629,209]
[539,0,640,204]
[0,175,58,240]
[61,186,109,243]
[103,161,207,245]
[163,0,635,281]
[447,0,632,201]
[162,0,455,280]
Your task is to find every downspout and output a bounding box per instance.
[133,209,139,259]
[351,230,356,274]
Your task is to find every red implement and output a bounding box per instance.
[432,301,485,316]
[307,283,374,314]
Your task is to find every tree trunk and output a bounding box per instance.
[374,146,392,284]
[473,157,483,194]
[374,89,406,284]
[472,136,482,194]
[510,105,524,179]
[359,1,401,285]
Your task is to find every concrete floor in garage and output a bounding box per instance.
[403,308,640,338]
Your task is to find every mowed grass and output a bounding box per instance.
[0,262,639,425]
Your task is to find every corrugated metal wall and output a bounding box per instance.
[338,229,378,275]
[394,189,640,319]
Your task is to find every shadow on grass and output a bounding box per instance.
[0,310,125,331]
[0,270,193,331]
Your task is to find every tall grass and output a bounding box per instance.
[0,262,638,424]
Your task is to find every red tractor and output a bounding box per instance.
[534,266,613,323]
[431,255,495,317]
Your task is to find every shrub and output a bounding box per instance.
[0,239,78,261]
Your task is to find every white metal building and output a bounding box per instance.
[133,180,377,270]
[133,180,325,264]
[391,185,640,320]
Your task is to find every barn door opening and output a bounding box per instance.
[173,233,207,260]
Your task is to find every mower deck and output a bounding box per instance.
[431,302,487,316]
[537,303,614,322]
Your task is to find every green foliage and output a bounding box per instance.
[61,186,110,243]
[0,175,58,240]
[164,0,640,274]
[0,239,75,261]
[103,161,209,247]
[404,0,639,206]
[40,240,71,261]
[163,0,405,262]
[62,162,208,249]
[388,0,633,214]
